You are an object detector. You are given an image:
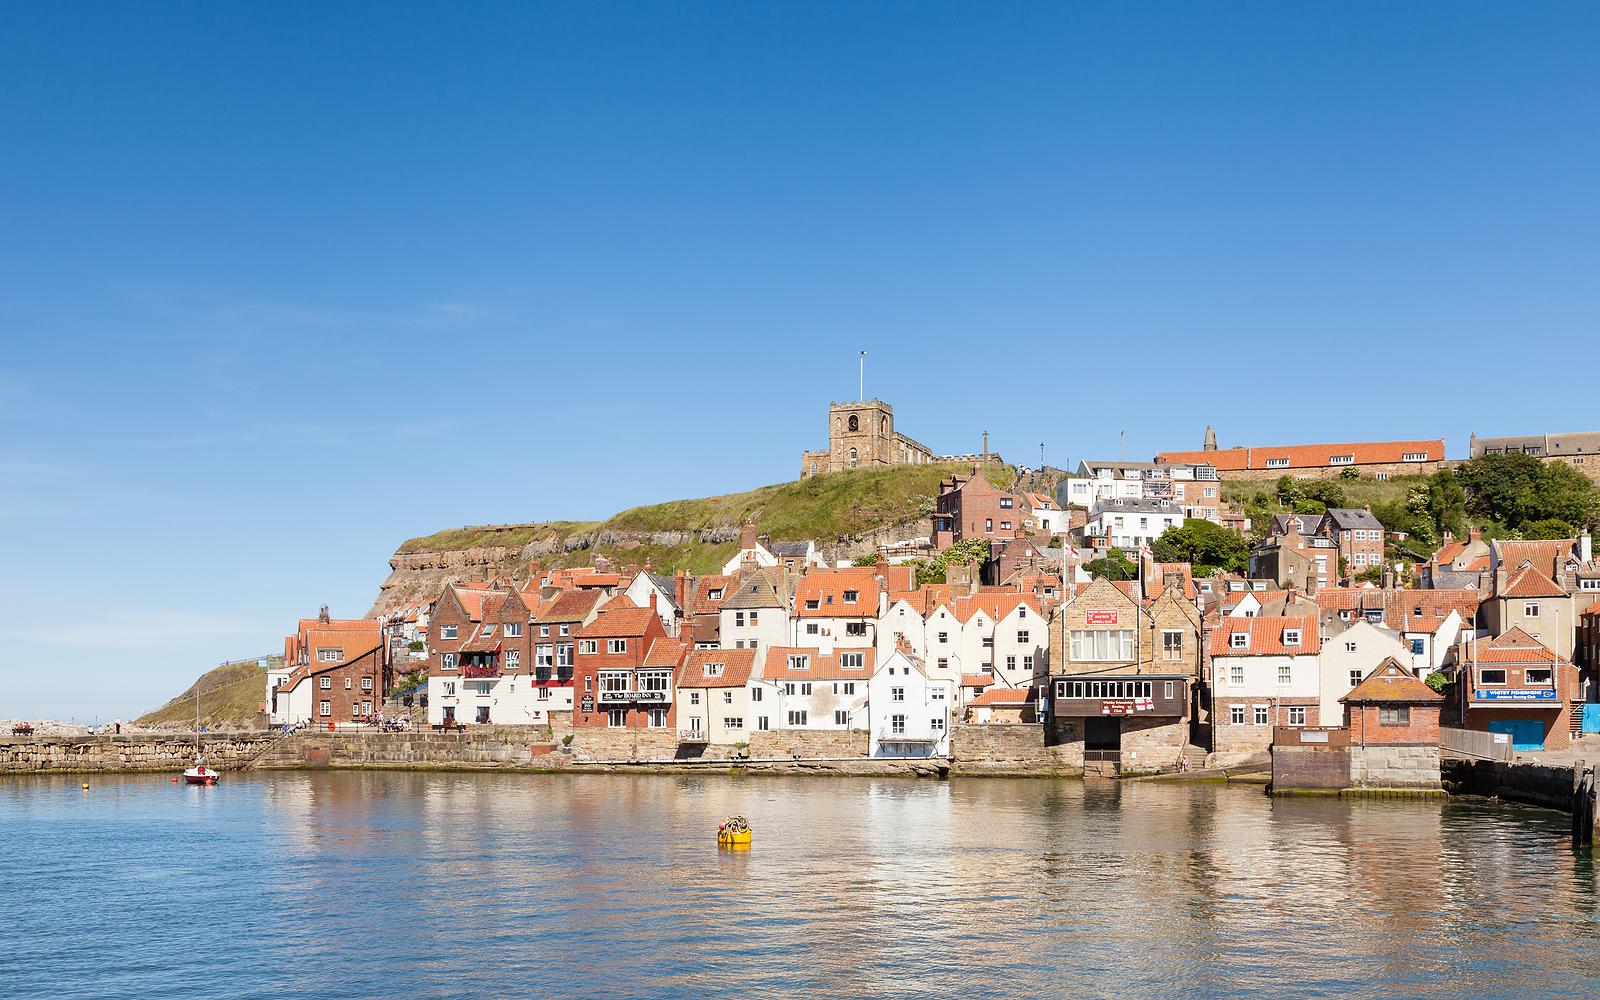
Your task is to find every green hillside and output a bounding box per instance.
[397,462,1016,574]
[137,657,278,727]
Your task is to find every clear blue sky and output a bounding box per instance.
[2,3,1595,720]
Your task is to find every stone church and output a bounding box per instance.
[799,399,935,478]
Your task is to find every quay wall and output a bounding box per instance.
[1442,758,1578,812]
[0,734,279,774]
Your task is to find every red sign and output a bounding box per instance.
[1086,609,1120,625]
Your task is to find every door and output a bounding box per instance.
[1085,717,1122,751]
[1487,719,1545,752]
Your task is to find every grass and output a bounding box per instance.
[136,657,280,727]
[1221,474,1428,515]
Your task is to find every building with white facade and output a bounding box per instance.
[1208,615,1324,755]
[1316,618,1411,725]
[867,647,953,757]
[759,643,871,730]
[1085,498,1186,552]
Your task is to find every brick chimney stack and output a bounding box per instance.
[318,605,330,624]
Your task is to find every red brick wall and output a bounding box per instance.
[572,617,670,730]
[305,647,383,723]
[1343,703,1440,746]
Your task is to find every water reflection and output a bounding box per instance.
[2,772,1598,999]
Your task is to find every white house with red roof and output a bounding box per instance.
[758,643,871,730]
[1209,614,1324,754]
[792,570,885,649]
[675,647,758,745]
[1316,619,1411,725]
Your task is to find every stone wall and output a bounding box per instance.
[0,734,279,774]
[1272,747,1352,790]
[950,723,1077,775]
[747,728,868,758]
[1443,758,1579,812]
[1351,745,1440,789]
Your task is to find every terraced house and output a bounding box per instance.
[570,603,674,730]
[271,609,387,728]
[1208,614,1324,755]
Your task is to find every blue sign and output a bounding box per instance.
[1474,688,1557,703]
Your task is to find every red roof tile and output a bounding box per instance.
[1157,439,1444,471]
[1341,658,1442,704]
[1209,615,1322,656]
[575,606,659,639]
[760,646,874,681]
[677,648,756,688]
[1463,627,1564,665]
[1501,564,1566,599]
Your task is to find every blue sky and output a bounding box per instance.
[2,3,1596,720]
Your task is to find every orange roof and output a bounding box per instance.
[641,637,691,669]
[1464,627,1564,665]
[795,575,882,618]
[688,574,736,614]
[1023,492,1054,509]
[760,646,874,681]
[1341,659,1442,704]
[1158,439,1444,471]
[535,589,603,623]
[1585,598,1600,616]
[677,648,756,688]
[1316,588,1480,623]
[1435,539,1470,565]
[888,584,956,617]
[961,673,995,687]
[950,592,1041,624]
[1209,615,1322,656]
[970,685,1040,706]
[575,606,659,639]
[1501,564,1566,599]
[1496,539,1573,580]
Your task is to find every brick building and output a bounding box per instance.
[571,603,674,730]
[932,467,1024,549]
[1209,614,1324,754]
[1451,627,1578,752]
[1341,657,1444,789]
[271,609,387,727]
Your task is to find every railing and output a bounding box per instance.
[462,665,499,679]
[679,729,709,744]
[878,729,940,743]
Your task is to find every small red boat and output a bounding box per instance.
[183,763,219,786]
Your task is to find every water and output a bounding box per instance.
[2,772,1598,999]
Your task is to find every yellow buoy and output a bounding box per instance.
[81,783,89,790]
[716,815,752,848]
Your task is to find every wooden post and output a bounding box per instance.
[1589,772,1599,847]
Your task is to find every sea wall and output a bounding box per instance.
[950,723,1078,776]
[0,734,279,774]
[1442,758,1578,812]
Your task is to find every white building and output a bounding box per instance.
[792,572,884,649]
[759,643,871,730]
[675,648,758,744]
[624,571,683,636]
[868,647,953,757]
[718,568,790,653]
[1208,615,1324,753]
[1085,498,1186,552]
[1316,619,1410,724]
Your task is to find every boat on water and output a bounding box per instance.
[181,681,219,786]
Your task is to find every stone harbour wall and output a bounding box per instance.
[0,734,280,774]
[1351,745,1440,790]
[1443,759,1578,812]
[950,723,1078,776]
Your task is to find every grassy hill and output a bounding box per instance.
[395,462,1016,575]
[137,657,279,728]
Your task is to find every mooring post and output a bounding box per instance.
[1589,771,1599,847]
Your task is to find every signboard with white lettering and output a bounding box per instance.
[1101,697,1154,715]
[1086,609,1120,625]
[580,696,595,713]
[1473,688,1557,703]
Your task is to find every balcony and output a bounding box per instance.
[597,689,671,705]
[462,664,500,679]
[679,729,709,744]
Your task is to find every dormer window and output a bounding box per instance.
[843,590,859,604]
[1402,452,1429,462]
[708,589,723,600]
[1265,458,1290,469]
[1230,632,1249,649]
[1328,455,1354,466]
[788,655,809,671]
[806,600,820,610]
[841,652,865,669]
[705,662,725,677]
[1282,629,1302,647]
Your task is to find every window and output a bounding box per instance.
[841,652,865,669]
[845,622,867,637]
[892,686,905,702]
[442,682,455,696]
[361,676,373,691]
[842,682,856,695]
[1006,655,1016,672]
[689,691,701,705]
[1410,638,1425,655]
[537,644,553,667]
[504,623,522,638]
[1345,642,1357,652]
[1379,706,1410,726]
[1016,630,1030,644]
[320,676,332,690]
[648,709,667,728]
[1278,664,1292,685]
[607,709,626,727]
[1253,705,1269,725]
[1346,669,1363,689]
[891,714,906,735]
[1000,521,1011,531]
[1023,655,1034,671]
[320,701,331,717]
[800,682,812,695]
[937,657,948,670]
[1203,487,1216,498]
[1070,630,1135,661]
[1229,664,1244,685]
[750,686,763,702]
[931,716,945,733]
[559,624,570,636]
[351,701,361,716]
[1229,705,1245,724]
[1164,681,1175,699]
[937,631,949,644]
[804,600,820,611]
[1000,497,1013,509]
[639,670,670,692]
[1265,458,1290,469]
[537,686,550,701]
[540,625,550,637]
[788,654,810,671]
[748,611,758,624]
[440,625,458,640]
[1230,632,1249,649]
[985,519,993,532]
[1523,602,1540,618]
[1526,668,1554,685]
[787,710,808,726]
[806,624,819,635]
[1479,669,1507,685]
[1329,455,1354,466]
[557,644,572,668]
[834,710,849,726]
[723,691,734,705]
[931,687,945,701]
[843,590,859,604]
[578,640,598,655]
[1286,706,1306,726]
[506,650,520,670]
[1402,452,1429,462]
[1283,629,1301,647]
[1162,631,1183,660]
[757,716,769,731]
[318,648,343,662]
[599,671,629,693]
[607,639,627,654]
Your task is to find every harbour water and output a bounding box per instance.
[3,772,1598,999]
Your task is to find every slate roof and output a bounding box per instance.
[1323,508,1385,531]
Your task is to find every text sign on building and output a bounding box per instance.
[1086,609,1120,626]
[580,696,595,713]
[1473,688,1558,703]
[1101,697,1154,715]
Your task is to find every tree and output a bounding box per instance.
[1084,547,1136,582]
[1457,453,1600,530]
[909,537,994,585]
[851,553,881,567]
[1426,469,1467,540]
[1522,518,1576,540]
[1151,519,1250,575]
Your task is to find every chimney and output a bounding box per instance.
[318,605,330,624]
[894,634,914,657]
[649,591,658,611]
[528,559,543,581]
[1469,526,1481,544]
[739,522,759,550]
[1581,530,1594,564]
